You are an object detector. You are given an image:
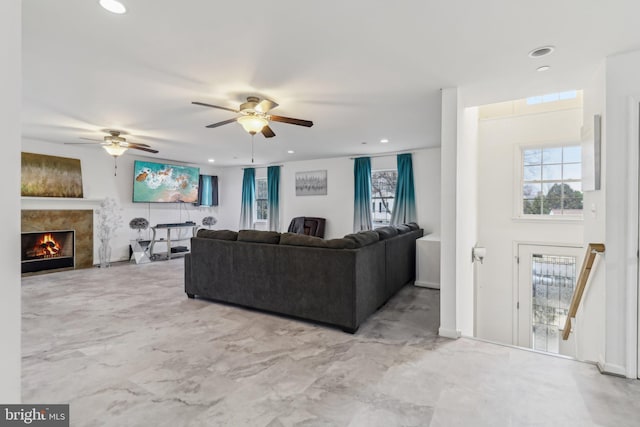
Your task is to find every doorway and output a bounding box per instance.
[516,244,583,355]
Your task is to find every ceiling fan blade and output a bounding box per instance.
[79,137,103,142]
[206,117,238,128]
[255,99,279,113]
[192,101,239,113]
[261,126,276,138]
[65,142,103,145]
[129,146,159,154]
[124,141,151,148]
[269,115,314,127]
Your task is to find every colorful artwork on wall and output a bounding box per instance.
[21,152,84,198]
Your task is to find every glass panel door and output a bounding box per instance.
[517,244,582,355]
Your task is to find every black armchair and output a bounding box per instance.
[287,217,326,238]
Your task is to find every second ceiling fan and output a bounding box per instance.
[192,96,313,138]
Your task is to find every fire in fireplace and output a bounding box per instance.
[21,230,75,273]
[27,233,63,258]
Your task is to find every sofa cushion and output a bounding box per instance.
[279,233,357,249]
[238,230,281,244]
[344,231,379,248]
[406,222,420,231]
[196,229,238,241]
[394,224,411,234]
[375,226,399,240]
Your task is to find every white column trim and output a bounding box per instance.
[624,96,639,379]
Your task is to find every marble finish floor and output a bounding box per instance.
[22,259,640,426]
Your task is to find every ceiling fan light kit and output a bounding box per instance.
[237,115,269,135]
[103,144,127,157]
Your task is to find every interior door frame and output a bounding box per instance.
[511,240,584,346]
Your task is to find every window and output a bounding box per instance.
[526,90,577,105]
[371,170,397,227]
[255,177,268,221]
[521,145,583,216]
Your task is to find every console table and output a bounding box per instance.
[149,224,198,260]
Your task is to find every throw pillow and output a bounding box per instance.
[343,231,379,248]
[196,229,238,241]
[238,230,281,244]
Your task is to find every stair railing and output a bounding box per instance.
[562,243,605,340]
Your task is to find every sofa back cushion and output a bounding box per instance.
[238,230,281,244]
[196,229,238,241]
[343,231,379,248]
[375,226,399,240]
[394,224,411,234]
[406,222,420,231]
[279,233,357,249]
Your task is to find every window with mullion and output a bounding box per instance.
[371,169,397,227]
[255,177,268,221]
[522,145,583,216]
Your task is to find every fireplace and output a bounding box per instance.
[21,230,75,273]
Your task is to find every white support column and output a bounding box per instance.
[439,88,461,339]
[0,0,22,402]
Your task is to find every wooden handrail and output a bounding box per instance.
[562,243,605,340]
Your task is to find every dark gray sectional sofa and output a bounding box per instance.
[184,223,423,332]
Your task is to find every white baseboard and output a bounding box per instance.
[415,280,440,289]
[438,327,461,339]
[596,360,627,377]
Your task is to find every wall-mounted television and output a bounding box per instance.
[132,160,200,203]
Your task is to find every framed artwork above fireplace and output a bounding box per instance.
[21,152,84,198]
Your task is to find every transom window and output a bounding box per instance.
[255,177,268,221]
[371,170,397,227]
[521,145,583,216]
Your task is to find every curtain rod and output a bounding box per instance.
[349,150,414,160]
[241,164,284,170]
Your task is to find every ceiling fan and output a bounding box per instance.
[66,129,159,175]
[67,129,159,156]
[192,96,313,138]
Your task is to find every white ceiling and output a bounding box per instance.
[22,0,640,167]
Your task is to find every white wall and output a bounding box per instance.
[476,107,584,345]
[603,49,640,377]
[1,0,21,403]
[576,62,607,366]
[21,138,441,262]
[215,149,441,239]
[21,139,221,263]
[283,157,354,238]
[456,107,479,336]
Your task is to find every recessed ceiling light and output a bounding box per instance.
[380,139,389,144]
[528,46,555,58]
[287,150,295,154]
[208,158,215,163]
[361,142,367,145]
[537,65,551,72]
[99,0,127,14]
